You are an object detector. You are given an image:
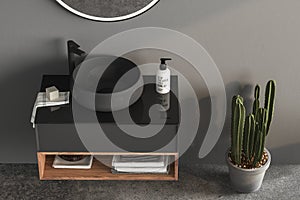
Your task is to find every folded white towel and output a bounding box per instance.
[30,92,70,128]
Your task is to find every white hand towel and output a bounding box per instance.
[30,92,70,128]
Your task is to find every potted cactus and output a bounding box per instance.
[226,80,276,193]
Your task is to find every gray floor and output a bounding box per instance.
[0,164,299,200]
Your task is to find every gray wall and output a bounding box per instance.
[0,0,299,163]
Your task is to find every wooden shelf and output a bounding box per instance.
[38,152,178,181]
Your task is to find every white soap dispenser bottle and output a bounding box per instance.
[156,58,171,94]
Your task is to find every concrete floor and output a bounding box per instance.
[0,164,299,200]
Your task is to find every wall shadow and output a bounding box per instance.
[0,38,68,163]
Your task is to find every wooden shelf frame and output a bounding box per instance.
[38,152,178,181]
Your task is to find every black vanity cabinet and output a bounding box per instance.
[35,75,179,180]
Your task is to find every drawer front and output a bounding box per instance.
[36,123,178,153]
[36,124,87,152]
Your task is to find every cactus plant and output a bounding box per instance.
[230,80,276,168]
[252,85,260,116]
[264,80,276,135]
[231,95,245,165]
[244,114,255,161]
[253,108,267,167]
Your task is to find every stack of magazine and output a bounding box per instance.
[112,155,169,174]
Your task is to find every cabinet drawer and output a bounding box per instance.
[36,123,178,153]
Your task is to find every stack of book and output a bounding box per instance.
[112,155,169,174]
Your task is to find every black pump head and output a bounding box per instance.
[160,58,172,65]
[160,58,172,70]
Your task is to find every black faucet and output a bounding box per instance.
[67,40,86,75]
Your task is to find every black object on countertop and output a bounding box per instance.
[67,40,86,75]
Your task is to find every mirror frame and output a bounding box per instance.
[56,0,160,22]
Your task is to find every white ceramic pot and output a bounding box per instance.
[226,148,271,193]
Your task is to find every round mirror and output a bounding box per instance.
[56,0,159,22]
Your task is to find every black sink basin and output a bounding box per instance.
[71,55,144,112]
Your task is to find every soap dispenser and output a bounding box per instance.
[156,58,171,94]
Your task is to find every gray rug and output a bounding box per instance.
[0,164,299,200]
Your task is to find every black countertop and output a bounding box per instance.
[36,75,179,125]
